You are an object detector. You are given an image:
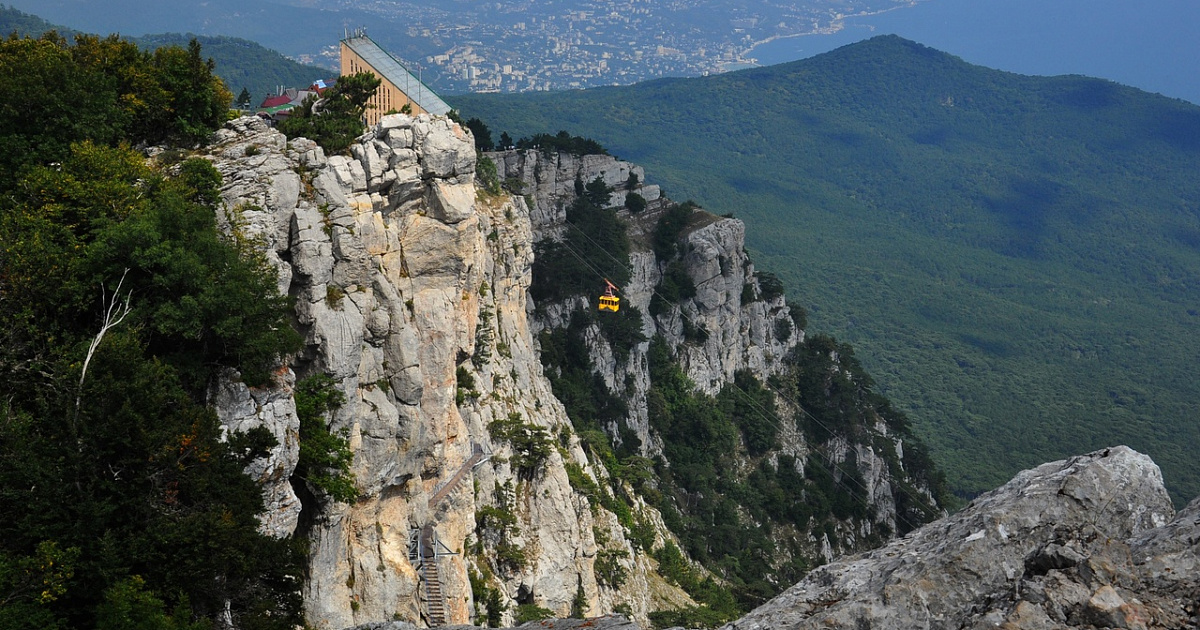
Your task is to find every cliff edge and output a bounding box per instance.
[726,445,1199,630]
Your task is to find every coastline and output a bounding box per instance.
[737,1,925,66]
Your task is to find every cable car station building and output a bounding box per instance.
[340,30,452,126]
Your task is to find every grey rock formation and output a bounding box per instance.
[491,147,911,556]
[209,115,684,629]
[211,367,303,538]
[348,614,642,630]
[342,448,1200,630]
[724,446,1199,630]
[487,150,658,232]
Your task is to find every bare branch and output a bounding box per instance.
[74,269,133,423]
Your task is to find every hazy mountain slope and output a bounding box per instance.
[0,0,428,70]
[0,6,330,100]
[450,36,1200,504]
[136,33,331,100]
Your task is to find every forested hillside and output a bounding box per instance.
[451,35,1200,504]
[0,5,328,102]
[0,33,307,629]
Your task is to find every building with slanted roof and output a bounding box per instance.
[341,30,452,126]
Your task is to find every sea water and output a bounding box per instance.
[749,0,1200,105]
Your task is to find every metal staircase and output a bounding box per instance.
[427,443,489,508]
[422,558,446,626]
[404,444,490,627]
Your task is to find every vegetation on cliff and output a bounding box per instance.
[530,186,944,626]
[0,35,305,629]
[0,31,230,186]
[276,71,382,154]
[453,35,1200,504]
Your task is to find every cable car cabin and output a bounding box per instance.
[598,279,620,312]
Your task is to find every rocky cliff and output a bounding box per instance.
[207,115,693,629]
[204,115,941,629]
[488,147,936,552]
[349,447,1200,630]
[725,446,1200,630]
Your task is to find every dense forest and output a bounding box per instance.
[0,33,312,629]
[451,36,1200,504]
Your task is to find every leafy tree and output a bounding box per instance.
[652,201,695,261]
[755,271,784,302]
[277,71,380,153]
[0,33,230,186]
[488,413,554,479]
[465,117,494,150]
[584,176,614,207]
[236,86,253,108]
[624,191,647,213]
[293,374,356,502]
[0,142,304,629]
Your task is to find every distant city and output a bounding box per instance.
[293,0,921,92]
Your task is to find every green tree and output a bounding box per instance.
[624,191,647,213]
[584,176,614,207]
[293,374,356,502]
[237,87,253,108]
[278,71,381,153]
[0,33,230,186]
[465,117,494,150]
[0,142,304,629]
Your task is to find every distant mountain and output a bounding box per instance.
[137,33,333,102]
[0,0,431,76]
[0,5,331,101]
[451,35,1200,504]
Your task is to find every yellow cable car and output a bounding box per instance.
[598,279,620,312]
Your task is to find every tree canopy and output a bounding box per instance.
[0,32,230,186]
[0,34,304,629]
[277,71,381,153]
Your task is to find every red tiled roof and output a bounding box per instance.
[259,95,292,108]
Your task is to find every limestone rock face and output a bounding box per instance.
[491,148,923,558]
[208,116,677,630]
[488,150,659,231]
[489,148,796,418]
[210,367,303,539]
[723,446,1196,630]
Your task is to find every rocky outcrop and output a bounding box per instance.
[489,148,796,411]
[490,148,911,557]
[340,447,1200,630]
[487,150,660,232]
[724,446,1200,630]
[211,367,303,538]
[349,614,641,630]
[208,115,681,629]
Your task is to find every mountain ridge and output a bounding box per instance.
[0,5,331,99]
[450,35,1200,504]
